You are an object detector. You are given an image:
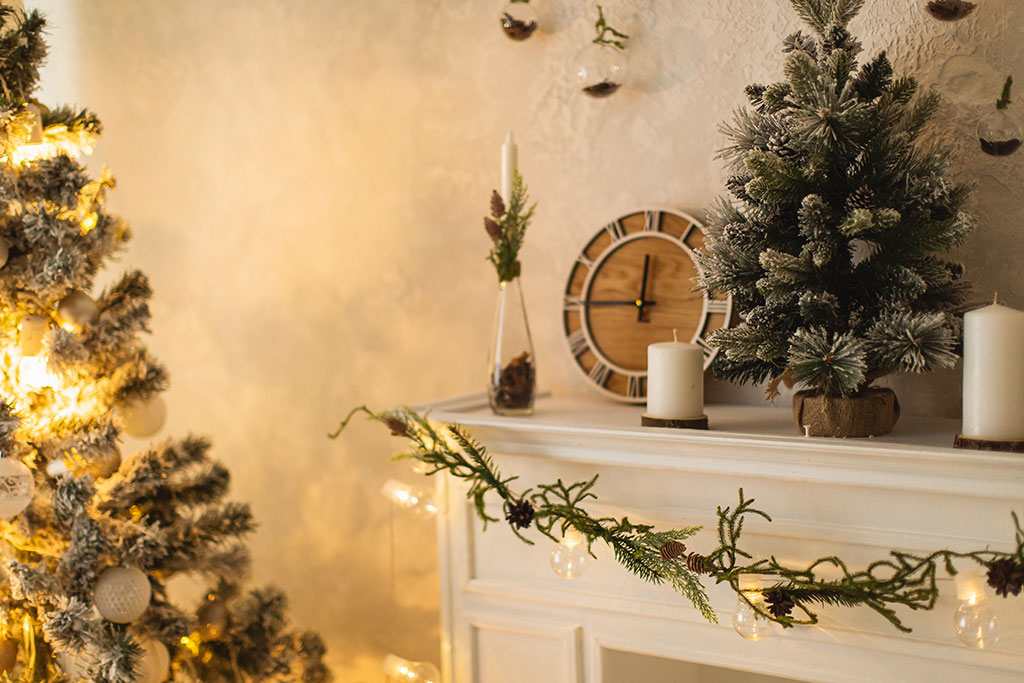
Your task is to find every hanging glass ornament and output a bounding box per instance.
[55,290,98,333]
[500,1,537,41]
[979,77,1021,157]
[575,5,629,98]
[0,455,34,519]
[118,395,167,438]
[925,0,976,21]
[197,597,231,639]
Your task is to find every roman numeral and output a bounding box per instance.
[568,329,589,357]
[694,336,715,361]
[588,361,612,387]
[627,375,644,398]
[576,253,594,269]
[563,295,584,312]
[644,211,661,232]
[705,299,729,314]
[604,220,626,241]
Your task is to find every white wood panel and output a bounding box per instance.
[432,395,1024,683]
[470,616,582,683]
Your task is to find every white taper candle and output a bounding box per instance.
[501,131,517,203]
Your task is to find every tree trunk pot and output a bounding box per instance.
[792,387,901,438]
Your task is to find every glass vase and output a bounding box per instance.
[487,277,536,416]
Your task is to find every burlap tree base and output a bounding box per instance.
[792,388,901,437]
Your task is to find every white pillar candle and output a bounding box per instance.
[962,297,1024,440]
[501,131,517,203]
[646,330,704,419]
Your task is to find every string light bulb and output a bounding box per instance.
[550,527,590,579]
[382,654,440,683]
[380,479,438,518]
[953,570,1000,649]
[732,576,773,641]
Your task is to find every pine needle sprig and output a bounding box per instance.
[484,170,535,284]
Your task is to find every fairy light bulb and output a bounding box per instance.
[381,479,438,518]
[550,527,590,579]
[954,571,1001,649]
[382,654,441,683]
[18,354,57,390]
[732,576,773,641]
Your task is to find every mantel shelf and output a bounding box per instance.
[422,393,1024,498]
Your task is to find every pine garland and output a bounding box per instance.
[332,407,1024,633]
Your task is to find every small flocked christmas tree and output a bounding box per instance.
[0,10,328,682]
[700,0,973,407]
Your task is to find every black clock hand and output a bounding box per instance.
[637,254,651,322]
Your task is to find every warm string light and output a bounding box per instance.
[953,570,1000,648]
[382,654,440,683]
[550,527,590,579]
[733,576,774,641]
[380,479,438,518]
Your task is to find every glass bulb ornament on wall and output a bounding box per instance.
[732,576,773,641]
[500,1,537,41]
[381,479,438,518]
[382,654,441,683]
[979,77,1021,157]
[953,571,1001,649]
[925,0,976,21]
[575,5,629,98]
[550,527,590,579]
[575,44,628,98]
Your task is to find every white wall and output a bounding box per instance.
[31,1,1024,681]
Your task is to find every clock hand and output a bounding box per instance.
[584,300,658,306]
[637,254,652,322]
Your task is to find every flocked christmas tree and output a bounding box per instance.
[0,10,329,683]
[700,0,973,407]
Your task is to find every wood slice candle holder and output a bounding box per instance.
[953,434,1024,454]
[641,414,708,430]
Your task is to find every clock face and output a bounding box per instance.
[562,208,731,403]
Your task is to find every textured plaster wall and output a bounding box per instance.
[31,1,1024,681]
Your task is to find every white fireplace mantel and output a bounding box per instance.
[427,395,1024,683]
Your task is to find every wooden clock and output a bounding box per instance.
[562,208,732,403]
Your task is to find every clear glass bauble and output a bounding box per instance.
[500,2,537,41]
[978,108,1022,157]
[575,43,628,98]
[487,277,536,416]
[954,598,1001,649]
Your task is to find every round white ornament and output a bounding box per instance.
[57,648,94,681]
[118,396,167,438]
[134,639,169,683]
[94,566,151,623]
[55,290,98,332]
[0,236,8,269]
[0,457,34,518]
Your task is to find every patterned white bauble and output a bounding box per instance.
[134,639,169,683]
[0,457,34,519]
[118,396,167,438]
[94,566,151,623]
